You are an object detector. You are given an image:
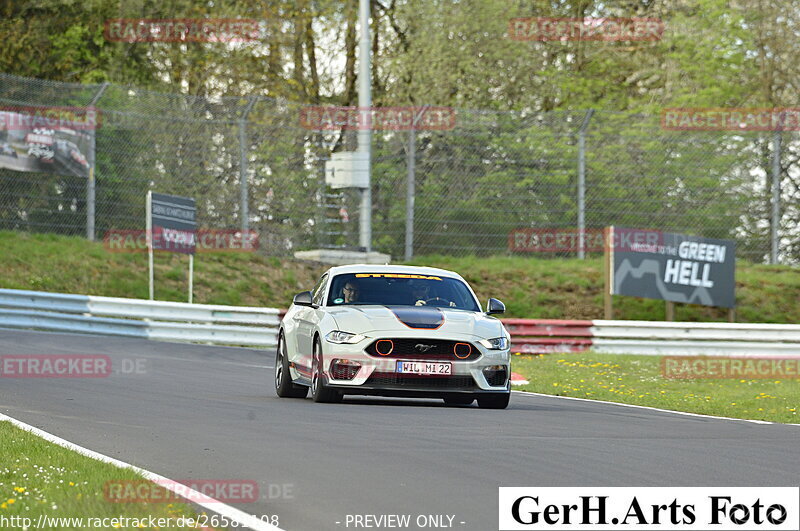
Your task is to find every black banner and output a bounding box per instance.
[149,192,196,254]
[611,227,736,308]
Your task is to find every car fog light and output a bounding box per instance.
[330,358,361,380]
[482,365,508,386]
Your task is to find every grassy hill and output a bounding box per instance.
[1,231,797,322]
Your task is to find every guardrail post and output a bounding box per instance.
[603,226,613,319]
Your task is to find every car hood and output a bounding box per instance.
[326,305,505,339]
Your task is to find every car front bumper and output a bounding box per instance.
[320,332,510,396]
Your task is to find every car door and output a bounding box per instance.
[295,273,328,371]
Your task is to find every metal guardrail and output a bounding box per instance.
[0,289,279,348]
[503,318,800,356]
[502,318,593,354]
[2,289,799,356]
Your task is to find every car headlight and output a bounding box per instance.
[325,330,367,344]
[478,337,509,350]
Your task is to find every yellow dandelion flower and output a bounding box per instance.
[7,499,14,505]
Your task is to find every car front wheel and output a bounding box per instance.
[311,336,342,403]
[443,395,474,406]
[476,391,510,409]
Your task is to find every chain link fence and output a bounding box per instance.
[0,72,796,263]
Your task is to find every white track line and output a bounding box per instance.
[0,413,284,531]
[512,390,800,427]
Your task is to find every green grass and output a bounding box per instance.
[1,231,798,322]
[511,353,800,424]
[0,231,323,310]
[0,421,223,530]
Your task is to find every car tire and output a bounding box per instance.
[311,336,342,403]
[477,392,510,409]
[275,332,308,398]
[443,395,474,406]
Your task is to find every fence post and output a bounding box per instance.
[357,0,372,252]
[239,97,257,238]
[577,109,594,259]
[771,129,781,264]
[86,82,109,241]
[404,127,415,261]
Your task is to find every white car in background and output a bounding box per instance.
[275,264,511,408]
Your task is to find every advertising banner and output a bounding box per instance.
[610,227,735,308]
[0,107,95,178]
[148,192,197,255]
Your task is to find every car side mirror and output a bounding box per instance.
[293,290,314,307]
[486,298,505,315]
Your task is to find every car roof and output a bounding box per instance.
[324,264,465,281]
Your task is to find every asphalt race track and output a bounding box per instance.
[1,328,799,531]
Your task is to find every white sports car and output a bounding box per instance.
[275,264,511,408]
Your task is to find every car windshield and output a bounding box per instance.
[327,273,480,311]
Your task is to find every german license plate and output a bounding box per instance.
[396,361,451,375]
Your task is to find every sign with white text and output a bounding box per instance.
[609,227,735,308]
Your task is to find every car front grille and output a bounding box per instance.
[365,338,481,361]
[365,371,477,390]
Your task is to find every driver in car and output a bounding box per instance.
[411,281,457,307]
[411,281,430,306]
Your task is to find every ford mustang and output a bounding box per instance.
[275,264,511,408]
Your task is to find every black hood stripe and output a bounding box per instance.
[387,306,444,329]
